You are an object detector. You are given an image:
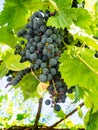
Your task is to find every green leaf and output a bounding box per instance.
[74,86,84,103]
[50,0,73,10]
[47,11,72,28]
[78,109,83,118]
[0,95,4,102]
[59,46,98,89]
[0,123,3,126]
[16,113,25,120]
[15,73,40,100]
[73,34,98,50]
[0,1,29,30]
[5,55,30,71]
[0,27,19,48]
[54,109,65,118]
[59,46,98,112]
[0,62,9,78]
[85,111,98,130]
[67,8,93,34]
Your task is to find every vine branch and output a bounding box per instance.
[47,102,84,130]
[33,98,43,130]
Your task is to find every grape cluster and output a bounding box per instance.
[7,10,74,111]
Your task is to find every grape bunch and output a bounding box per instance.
[7,10,74,111]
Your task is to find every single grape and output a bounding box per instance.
[42,48,48,55]
[61,95,66,103]
[50,68,57,75]
[36,59,42,65]
[30,53,37,61]
[17,29,26,37]
[20,40,25,45]
[7,77,12,82]
[40,25,47,32]
[43,68,49,75]
[46,29,52,36]
[41,37,47,44]
[54,104,61,111]
[29,38,34,43]
[15,45,22,50]
[42,55,48,62]
[41,63,47,68]
[39,74,47,82]
[26,52,30,59]
[47,38,53,44]
[51,34,57,40]
[49,58,57,66]
[30,46,35,53]
[34,36,41,43]
[47,73,52,81]
[45,99,51,105]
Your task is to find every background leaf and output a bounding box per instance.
[5,55,30,71]
[14,73,40,100]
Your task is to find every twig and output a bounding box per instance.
[52,79,58,94]
[31,69,40,82]
[33,98,43,130]
[47,102,84,130]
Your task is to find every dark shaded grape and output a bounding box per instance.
[36,59,42,65]
[54,104,61,111]
[45,99,51,105]
[40,25,47,32]
[17,29,26,37]
[42,48,48,55]
[50,68,57,75]
[34,36,41,42]
[7,77,12,82]
[61,95,66,103]
[47,38,53,44]
[94,51,98,58]
[30,46,35,53]
[20,40,25,45]
[47,73,52,81]
[46,29,52,36]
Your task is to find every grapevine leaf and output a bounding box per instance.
[5,55,30,71]
[0,62,9,78]
[0,27,19,48]
[74,86,84,103]
[50,0,73,10]
[0,1,29,30]
[47,11,72,28]
[85,111,98,130]
[67,8,93,34]
[59,47,98,111]
[15,73,40,100]
[54,109,65,118]
[59,47,98,89]
[73,34,98,50]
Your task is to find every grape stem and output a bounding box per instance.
[46,102,84,129]
[31,69,40,82]
[52,79,58,94]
